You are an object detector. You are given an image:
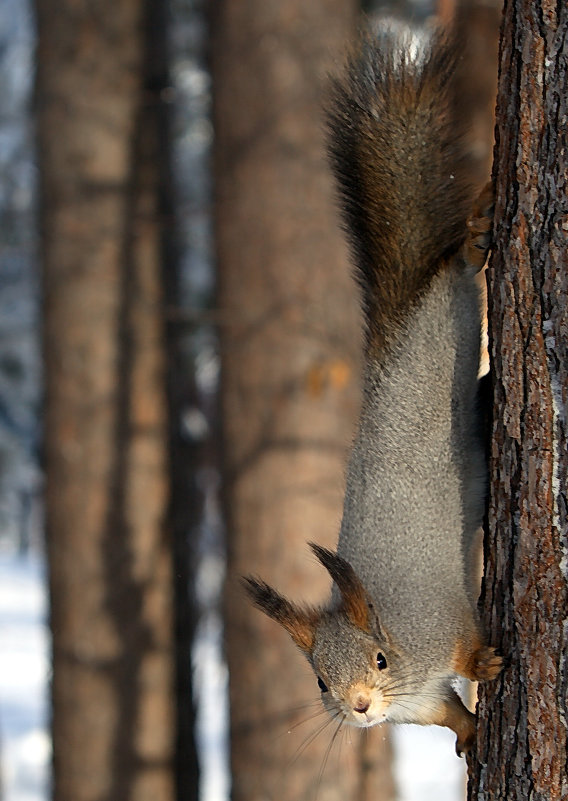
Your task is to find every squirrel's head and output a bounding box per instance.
[242,543,400,728]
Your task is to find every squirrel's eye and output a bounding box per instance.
[317,677,328,693]
[376,653,387,670]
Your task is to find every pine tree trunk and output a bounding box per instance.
[37,1,178,798]
[212,3,396,800]
[468,2,568,799]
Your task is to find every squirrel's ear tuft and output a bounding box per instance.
[241,576,319,653]
[309,543,371,633]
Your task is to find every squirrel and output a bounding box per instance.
[243,27,501,756]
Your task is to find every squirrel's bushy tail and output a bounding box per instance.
[326,28,473,351]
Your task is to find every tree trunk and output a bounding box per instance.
[468,2,568,799]
[37,1,178,799]
[212,3,396,801]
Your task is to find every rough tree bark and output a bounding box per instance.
[468,2,568,800]
[37,1,181,799]
[212,3,395,801]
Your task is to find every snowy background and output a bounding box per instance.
[0,551,49,801]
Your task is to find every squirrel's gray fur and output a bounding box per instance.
[243,27,501,756]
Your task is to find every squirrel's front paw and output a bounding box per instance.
[470,645,503,682]
[452,637,503,682]
[436,691,476,758]
[463,181,494,271]
[455,727,475,758]
[448,704,475,757]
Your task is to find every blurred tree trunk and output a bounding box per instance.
[36,1,185,799]
[435,0,500,190]
[454,0,501,190]
[468,2,568,800]
[212,3,395,801]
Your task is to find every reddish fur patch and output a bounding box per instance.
[241,576,319,653]
[341,587,371,631]
[284,609,319,652]
[309,544,371,632]
[435,693,476,756]
[452,634,502,682]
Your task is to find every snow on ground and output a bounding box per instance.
[0,551,465,801]
[193,611,230,801]
[394,724,466,801]
[0,549,50,801]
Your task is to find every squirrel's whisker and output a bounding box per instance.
[290,713,338,767]
[315,714,346,801]
[280,708,329,738]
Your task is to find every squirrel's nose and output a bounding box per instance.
[353,695,370,714]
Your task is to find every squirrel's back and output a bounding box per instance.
[326,28,473,354]
[328,27,485,661]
